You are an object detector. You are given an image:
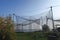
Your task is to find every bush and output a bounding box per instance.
[0,16,16,40]
[42,24,50,32]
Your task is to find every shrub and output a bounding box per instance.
[42,24,50,32]
[0,16,16,40]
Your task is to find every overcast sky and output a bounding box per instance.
[0,0,60,19]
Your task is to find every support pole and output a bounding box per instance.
[41,16,43,26]
[39,18,41,30]
[13,14,15,24]
[50,6,55,30]
[46,16,48,25]
[16,15,19,31]
[22,24,23,32]
[29,16,32,32]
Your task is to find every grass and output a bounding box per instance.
[16,32,47,40]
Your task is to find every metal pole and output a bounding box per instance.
[9,14,11,20]
[29,16,32,32]
[16,15,19,31]
[39,18,41,30]
[41,16,43,26]
[22,24,23,32]
[46,16,48,25]
[13,14,15,24]
[50,6,55,30]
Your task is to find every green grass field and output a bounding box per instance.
[16,32,47,40]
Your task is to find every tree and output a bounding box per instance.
[0,16,16,40]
